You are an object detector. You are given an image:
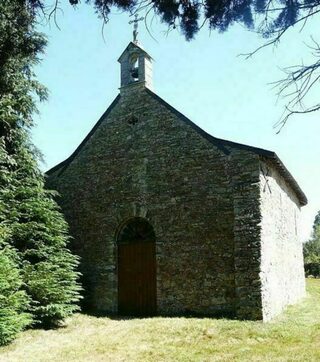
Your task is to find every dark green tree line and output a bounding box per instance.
[304,211,320,277]
[0,0,81,345]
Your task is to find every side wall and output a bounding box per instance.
[259,159,305,321]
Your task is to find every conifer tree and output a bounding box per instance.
[0,244,31,345]
[0,141,32,345]
[5,131,82,326]
[0,0,82,333]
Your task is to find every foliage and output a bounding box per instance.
[21,0,319,41]
[0,37,32,344]
[18,0,319,127]
[0,246,32,346]
[4,132,82,326]
[304,210,320,277]
[0,0,82,336]
[0,182,31,346]
[1,279,319,361]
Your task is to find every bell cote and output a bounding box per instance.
[118,42,153,91]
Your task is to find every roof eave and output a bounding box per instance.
[46,87,307,207]
[45,94,121,177]
[145,88,307,207]
[264,153,308,206]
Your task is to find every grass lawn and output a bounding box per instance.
[1,279,319,362]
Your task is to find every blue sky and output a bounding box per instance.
[34,3,320,241]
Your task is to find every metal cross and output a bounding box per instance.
[129,14,144,43]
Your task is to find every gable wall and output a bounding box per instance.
[259,159,306,321]
[47,84,265,318]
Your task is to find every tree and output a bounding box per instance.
[5,131,82,326]
[0,147,31,345]
[0,246,32,345]
[304,211,320,277]
[0,0,81,334]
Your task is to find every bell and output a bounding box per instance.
[131,67,139,80]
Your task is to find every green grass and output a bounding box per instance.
[1,279,320,362]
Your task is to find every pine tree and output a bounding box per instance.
[0,244,32,345]
[6,131,82,326]
[0,0,82,333]
[0,140,32,345]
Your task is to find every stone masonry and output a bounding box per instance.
[46,41,307,321]
[259,159,306,321]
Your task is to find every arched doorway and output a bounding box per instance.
[117,217,156,316]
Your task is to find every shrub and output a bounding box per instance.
[304,255,320,278]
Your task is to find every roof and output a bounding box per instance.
[117,42,153,63]
[46,88,307,206]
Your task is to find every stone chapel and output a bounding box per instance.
[46,37,307,321]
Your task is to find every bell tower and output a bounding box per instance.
[118,15,153,91]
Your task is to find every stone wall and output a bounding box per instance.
[229,151,263,320]
[259,159,306,321]
[47,82,304,320]
[48,83,241,317]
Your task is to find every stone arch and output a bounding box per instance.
[117,217,155,244]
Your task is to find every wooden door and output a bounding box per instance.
[118,239,156,316]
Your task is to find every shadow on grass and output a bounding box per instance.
[80,308,237,321]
